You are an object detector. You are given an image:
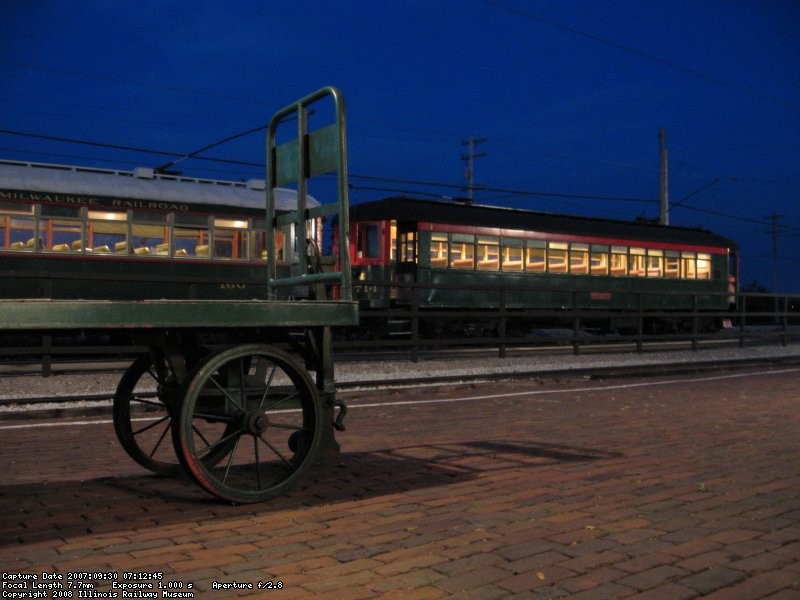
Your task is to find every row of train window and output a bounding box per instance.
[0,207,286,261]
[353,222,717,280]
[423,232,714,279]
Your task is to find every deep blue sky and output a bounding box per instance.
[2,1,799,291]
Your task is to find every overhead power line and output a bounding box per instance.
[0,127,655,203]
[154,124,268,174]
[0,60,264,106]
[480,0,800,113]
[0,128,257,167]
[675,202,800,234]
[346,173,655,204]
[3,126,799,233]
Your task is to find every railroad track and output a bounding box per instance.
[2,353,799,419]
[0,334,762,378]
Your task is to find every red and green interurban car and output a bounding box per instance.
[345,197,737,334]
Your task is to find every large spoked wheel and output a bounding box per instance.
[174,344,322,504]
[113,354,183,476]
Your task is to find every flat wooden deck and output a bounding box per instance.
[0,299,359,331]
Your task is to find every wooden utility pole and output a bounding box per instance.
[460,137,486,204]
[766,213,783,293]
[659,128,669,225]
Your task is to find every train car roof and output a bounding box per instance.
[0,160,317,211]
[351,197,738,250]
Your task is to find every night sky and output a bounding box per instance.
[2,0,799,291]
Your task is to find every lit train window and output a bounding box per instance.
[501,238,523,271]
[1,203,37,250]
[173,226,207,257]
[610,246,627,276]
[400,231,417,263]
[0,216,9,249]
[174,214,210,257]
[450,233,475,269]
[214,218,249,260]
[6,215,37,249]
[0,200,35,249]
[128,210,167,256]
[548,242,568,273]
[251,218,277,260]
[87,210,126,253]
[570,242,589,274]
[591,245,609,275]
[131,224,166,255]
[389,222,397,261]
[217,230,249,259]
[681,251,696,279]
[264,230,285,260]
[647,249,663,277]
[629,247,646,277]
[526,240,546,273]
[430,233,448,267]
[41,205,83,252]
[477,236,499,270]
[697,253,712,279]
[664,251,680,279]
[44,218,82,252]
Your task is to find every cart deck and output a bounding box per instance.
[0,297,358,505]
[0,298,358,330]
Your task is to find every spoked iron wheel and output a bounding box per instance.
[113,354,182,475]
[173,344,322,504]
[113,351,232,476]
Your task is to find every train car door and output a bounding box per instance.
[394,221,417,305]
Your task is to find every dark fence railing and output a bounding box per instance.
[334,280,799,362]
[1,282,798,375]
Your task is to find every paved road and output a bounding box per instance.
[1,366,799,598]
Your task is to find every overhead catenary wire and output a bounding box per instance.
[0,128,261,169]
[0,127,655,204]
[0,60,267,107]
[2,127,798,235]
[479,0,800,113]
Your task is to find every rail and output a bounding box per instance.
[5,353,800,418]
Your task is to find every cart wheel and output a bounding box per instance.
[174,344,322,504]
[113,352,233,476]
[113,354,183,475]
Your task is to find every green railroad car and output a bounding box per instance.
[344,197,738,334]
[0,160,321,300]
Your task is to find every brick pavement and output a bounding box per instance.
[0,366,799,598]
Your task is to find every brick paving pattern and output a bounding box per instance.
[1,366,798,598]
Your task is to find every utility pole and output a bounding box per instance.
[659,128,669,225]
[460,137,487,204]
[765,213,783,293]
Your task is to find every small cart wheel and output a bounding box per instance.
[113,354,182,475]
[174,344,322,504]
[113,351,232,476]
